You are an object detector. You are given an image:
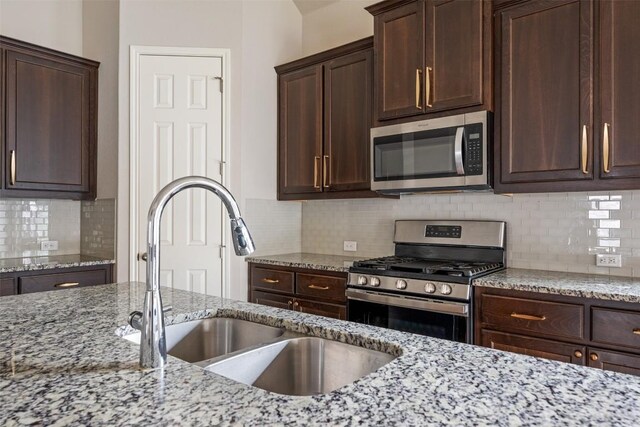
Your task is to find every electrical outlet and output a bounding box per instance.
[41,241,59,251]
[343,241,357,252]
[596,254,622,268]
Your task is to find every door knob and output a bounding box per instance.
[137,252,148,262]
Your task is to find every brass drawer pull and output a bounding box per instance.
[10,150,16,185]
[55,282,80,288]
[590,353,599,362]
[415,68,422,109]
[510,312,546,321]
[574,350,583,358]
[261,278,280,284]
[323,155,330,188]
[308,284,330,291]
[288,300,293,307]
[633,328,640,335]
[313,156,320,189]
[293,301,300,308]
[581,125,588,174]
[425,66,433,108]
[603,123,611,173]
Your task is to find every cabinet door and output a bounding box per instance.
[5,49,93,194]
[496,0,593,190]
[424,0,486,112]
[278,65,323,196]
[373,0,425,120]
[598,0,640,181]
[0,277,16,297]
[588,348,640,376]
[252,290,293,311]
[18,268,108,294]
[295,298,346,320]
[481,330,586,365]
[324,49,372,192]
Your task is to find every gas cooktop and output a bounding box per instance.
[352,256,503,278]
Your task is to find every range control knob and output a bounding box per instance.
[396,279,407,290]
[440,284,453,295]
[424,283,436,294]
[357,275,368,286]
[370,277,381,287]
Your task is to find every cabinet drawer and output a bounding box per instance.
[481,329,586,365]
[251,267,294,294]
[252,290,293,311]
[1,277,17,296]
[295,298,346,320]
[296,273,346,303]
[19,269,107,294]
[592,307,640,351]
[480,294,584,340]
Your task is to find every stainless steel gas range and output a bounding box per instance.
[347,220,506,343]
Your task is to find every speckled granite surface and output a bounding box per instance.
[475,268,640,303]
[1,282,640,425]
[0,254,115,273]
[246,252,365,272]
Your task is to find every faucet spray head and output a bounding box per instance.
[230,218,255,256]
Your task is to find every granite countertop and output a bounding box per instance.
[2,282,640,425]
[475,268,640,303]
[246,252,365,272]
[0,254,115,274]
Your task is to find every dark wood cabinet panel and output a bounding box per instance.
[425,0,485,112]
[588,348,640,376]
[0,277,17,296]
[252,290,293,311]
[598,0,640,181]
[495,0,593,189]
[591,307,640,352]
[19,268,109,294]
[481,330,586,365]
[250,266,295,295]
[295,298,346,321]
[371,0,424,120]
[324,49,373,192]
[296,273,347,303]
[480,293,584,340]
[0,36,98,200]
[278,65,323,196]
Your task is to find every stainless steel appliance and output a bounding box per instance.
[347,220,506,343]
[371,111,491,194]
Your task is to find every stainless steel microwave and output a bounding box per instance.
[371,111,491,194]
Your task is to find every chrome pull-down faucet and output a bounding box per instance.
[131,176,255,369]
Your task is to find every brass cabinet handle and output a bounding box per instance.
[574,350,583,358]
[261,278,280,284]
[590,353,599,362]
[633,328,640,335]
[55,282,80,288]
[603,123,611,173]
[313,156,320,189]
[308,284,330,291]
[287,300,293,308]
[323,155,330,188]
[293,301,300,308]
[415,68,422,109]
[10,150,16,185]
[510,312,546,321]
[425,66,433,108]
[581,125,588,174]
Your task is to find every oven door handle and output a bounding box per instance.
[454,126,465,175]
[346,289,469,317]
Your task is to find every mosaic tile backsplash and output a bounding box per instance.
[81,199,116,259]
[301,191,640,277]
[0,199,81,258]
[244,198,302,256]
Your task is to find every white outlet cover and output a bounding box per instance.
[40,241,59,251]
[596,254,622,268]
[343,241,357,252]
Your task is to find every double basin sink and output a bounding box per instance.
[123,317,396,396]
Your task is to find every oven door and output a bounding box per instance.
[346,288,471,343]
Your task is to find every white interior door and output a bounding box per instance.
[136,54,225,295]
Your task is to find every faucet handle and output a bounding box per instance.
[128,305,173,331]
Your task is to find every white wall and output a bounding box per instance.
[301,0,376,55]
[0,0,84,55]
[116,0,303,300]
[83,0,119,199]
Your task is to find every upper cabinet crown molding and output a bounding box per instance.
[0,36,99,200]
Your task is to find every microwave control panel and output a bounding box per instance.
[465,122,484,176]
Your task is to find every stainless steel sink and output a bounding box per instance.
[205,337,396,396]
[123,317,285,363]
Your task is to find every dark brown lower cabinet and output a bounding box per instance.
[249,263,347,321]
[1,264,113,296]
[476,286,640,376]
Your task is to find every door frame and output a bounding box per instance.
[129,45,232,297]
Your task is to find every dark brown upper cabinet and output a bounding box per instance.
[367,0,491,123]
[494,0,640,193]
[0,36,99,200]
[276,38,377,201]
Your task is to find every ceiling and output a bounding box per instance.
[292,0,341,15]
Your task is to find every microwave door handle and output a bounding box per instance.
[454,127,465,175]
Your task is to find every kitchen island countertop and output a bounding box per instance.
[245,252,365,272]
[0,254,115,274]
[1,282,640,425]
